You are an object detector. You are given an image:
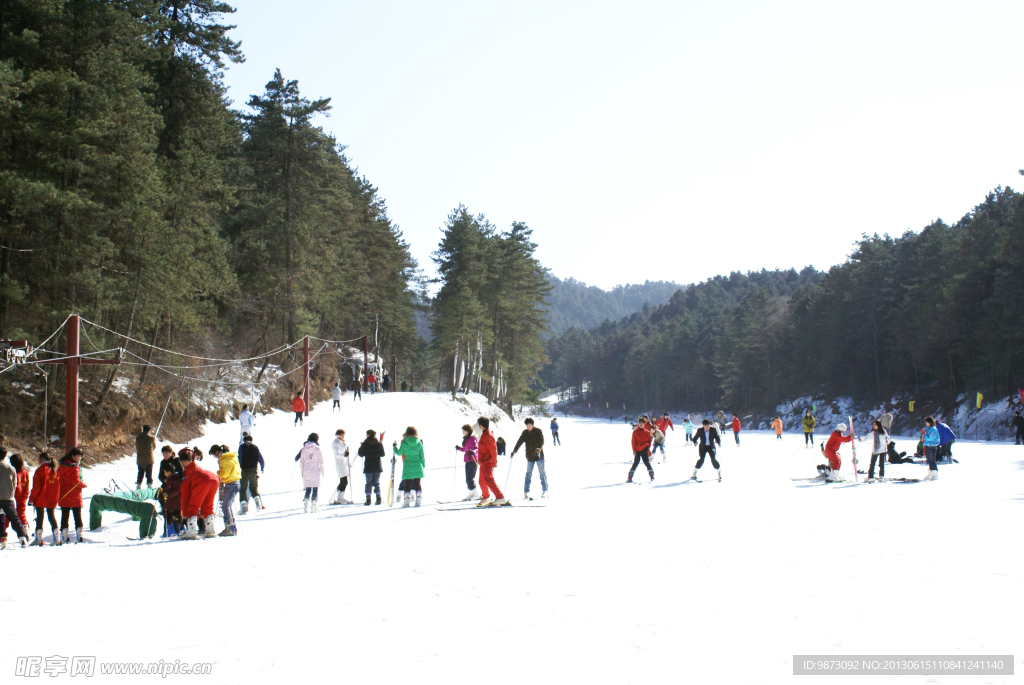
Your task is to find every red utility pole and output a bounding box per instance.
[362,335,369,391]
[34,314,121,449]
[303,335,310,417]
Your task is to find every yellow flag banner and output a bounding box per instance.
[908,401,915,412]
[976,392,983,409]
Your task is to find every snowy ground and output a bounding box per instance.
[4,392,1022,684]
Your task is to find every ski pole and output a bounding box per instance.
[503,452,514,493]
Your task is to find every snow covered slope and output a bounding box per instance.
[5,393,1022,684]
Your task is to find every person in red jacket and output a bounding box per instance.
[651,413,674,459]
[178,448,219,539]
[292,391,306,426]
[57,448,87,544]
[627,417,655,483]
[731,415,741,446]
[29,452,60,545]
[475,417,508,507]
[823,423,854,481]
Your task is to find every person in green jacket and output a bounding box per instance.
[393,427,425,507]
[801,410,816,449]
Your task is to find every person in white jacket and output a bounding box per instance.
[331,429,351,504]
[331,382,342,411]
[294,433,325,513]
[239,404,255,440]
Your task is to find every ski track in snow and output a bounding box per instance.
[5,392,1023,684]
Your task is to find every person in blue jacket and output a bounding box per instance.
[936,420,956,464]
[922,417,941,480]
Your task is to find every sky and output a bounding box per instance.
[220,0,1024,291]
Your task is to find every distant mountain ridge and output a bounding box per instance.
[544,275,682,337]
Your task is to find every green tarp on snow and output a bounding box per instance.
[89,488,160,539]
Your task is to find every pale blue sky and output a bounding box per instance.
[221,0,1023,290]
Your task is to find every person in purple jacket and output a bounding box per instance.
[455,424,479,501]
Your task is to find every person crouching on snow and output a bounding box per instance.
[455,424,479,501]
[157,461,183,536]
[178,448,219,539]
[393,427,426,507]
[295,433,324,512]
[822,423,853,481]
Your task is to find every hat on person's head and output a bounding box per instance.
[836,423,847,433]
[308,433,319,444]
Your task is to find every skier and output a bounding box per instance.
[512,418,548,499]
[239,404,256,440]
[771,416,783,441]
[682,417,695,445]
[802,409,816,448]
[651,413,672,459]
[886,441,913,464]
[292,391,306,426]
[690,419,722,481]
[367,371,377,394]
[331,383,342,411]
[158,444,184,480]
[650,424,666,463]
[731,414,741,446]
[28,452,60,546]
[393,427,426,507]
[56,448,88,544]
[382,370,391,392]
[936,420,956,464]
[1012,411,1024,445]
[867,419,890,480]
[157,461,183,536]
[237,434,265,514]
[475,417,507,507]
[627,417,655,483]
[135,424,156,490]
[295,433,324,512]
[352,374,362,401]
[822,423,853,481]
[455,424,479,501]
[922,417,940,480]
[330,429,352,504]
[550,418,561,446]
[178,448,218,539]
[0,451,29,548]
[8,453,28,531]
[357,430,385,506]
[212,445,240,536]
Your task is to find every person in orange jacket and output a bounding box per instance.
[292,391,306,426]
[731,415,741,446]
[771,416,783,440]
[56,448,87,544]
[29,452,60,545]
[178,448,219,539]
[627,417,655,483]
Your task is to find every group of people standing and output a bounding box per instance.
[0,443,88,548]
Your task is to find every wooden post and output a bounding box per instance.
[303,335,310,417]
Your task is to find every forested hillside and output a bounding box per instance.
[0,1,419,372]
[543,185,1024,412]
[544,276,681,337]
